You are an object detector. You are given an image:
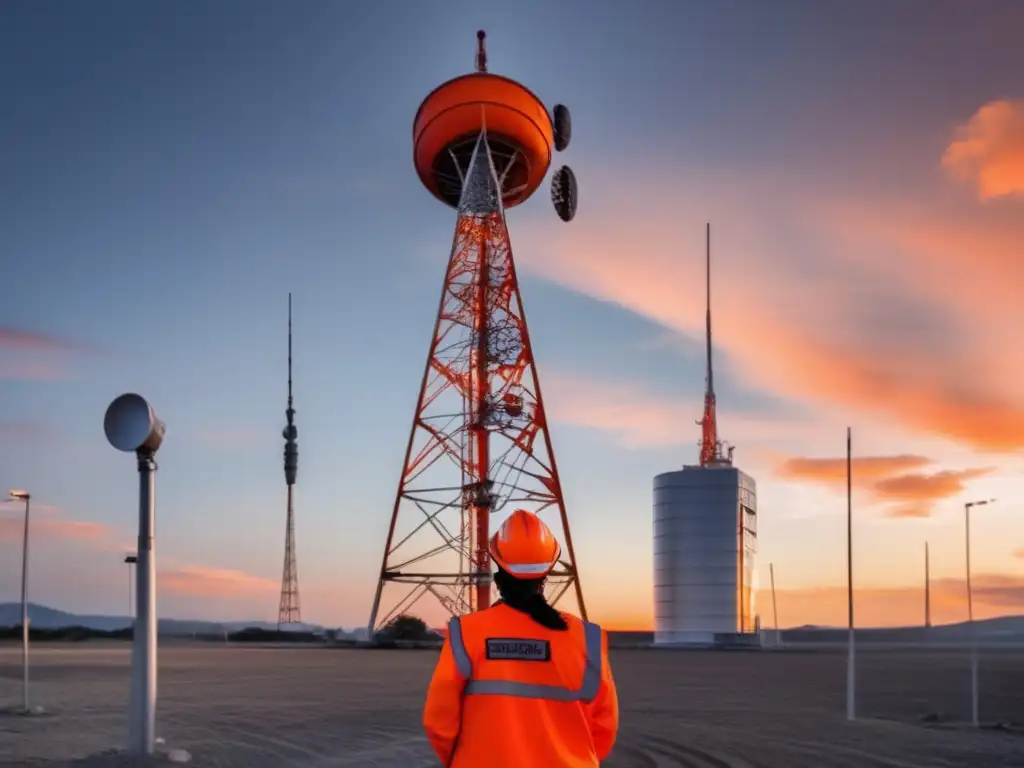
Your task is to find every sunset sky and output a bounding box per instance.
[1,1,1022,631]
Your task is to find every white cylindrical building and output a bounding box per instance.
[653,465,758,646]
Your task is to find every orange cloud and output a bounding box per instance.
[775,454,992,517]
[943,99,1024,200]
[873,469,991,516]
[1015,548,1024,559]
[541,372,817,450]
[542,373,692,448]
[818,199,1024,428]
[159,564,277,597]
[513,162,1024,453]
[0,503,118,545]
[776,454,930,483]
[0,359,69,381]
[0,503,274,601]
[760,572,1021,629]
[0,327,82,353]
[0,326,90,381]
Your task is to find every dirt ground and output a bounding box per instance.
[1,643,1023,767]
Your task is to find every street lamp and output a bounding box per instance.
[7,489,31,714]
[104,393,165,756]
[965,497,995,727]
[124,554,138,621]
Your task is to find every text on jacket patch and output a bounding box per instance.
[485,638,551,662]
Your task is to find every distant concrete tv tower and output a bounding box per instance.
[278,293,301,628]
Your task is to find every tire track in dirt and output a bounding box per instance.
[609,735,762,768]
[5,645,1024,767]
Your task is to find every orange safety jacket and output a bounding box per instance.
[423,602,619,767]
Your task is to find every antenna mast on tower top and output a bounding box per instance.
[704,222,714,404]
[698,223,733,467]
[287,294,294,417]
[475,30,488,73]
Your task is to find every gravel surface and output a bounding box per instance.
[1,643,1023,767]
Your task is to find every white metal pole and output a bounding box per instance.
[770,562,779,646]
[20,494,31,713]
[924,541,931,631]
[846,427,856,721]
[958,497,992,726]
[103,392,164,754]
[130,453,158,754]
[966,502,977,727]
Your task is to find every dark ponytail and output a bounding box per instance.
[493,567,568,631]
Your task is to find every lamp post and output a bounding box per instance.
[924,541,931,633]
[769,562,780,647]
[124,554,138,621]
[104,393,165,755]
[965,498,995,727]
[845,427,855,721]
[7,489,31,713]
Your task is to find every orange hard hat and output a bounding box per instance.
[489,509,561,579]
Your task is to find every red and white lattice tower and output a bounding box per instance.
[367,31,585,633]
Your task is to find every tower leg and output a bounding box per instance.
[470,227,492,612]
[368,131,586,632]
[277,485,301,627]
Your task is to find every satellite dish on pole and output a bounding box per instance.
[552,104,571,152]
[104,394,165,454]
[103,390,166,754]
[551,165,578,223]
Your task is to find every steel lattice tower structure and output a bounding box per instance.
[278,293,301,627]
[367,31,585,634]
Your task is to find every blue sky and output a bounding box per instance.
[2,1,1023,628]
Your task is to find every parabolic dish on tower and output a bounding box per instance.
[551,165,578,223]
[552,104,571,152]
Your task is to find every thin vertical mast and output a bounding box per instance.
[846,426,856,720]
[705,221,713,397]
[475,30,487,73]
[698,222,720,466]
[925,541,931,629]
[288,294,293,412]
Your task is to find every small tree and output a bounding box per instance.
[383,614,430,641]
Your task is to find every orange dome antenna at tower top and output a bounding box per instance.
[412,30,577,219]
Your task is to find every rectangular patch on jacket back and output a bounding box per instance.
[485,638,551,662]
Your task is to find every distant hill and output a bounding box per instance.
[0,603,323,636]
[778,618,1024,647]
[4,603,1022,645]
[612,616,1024,647]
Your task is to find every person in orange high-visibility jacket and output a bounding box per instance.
[423,509,619,767]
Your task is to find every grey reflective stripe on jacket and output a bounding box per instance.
[446,616,603,702]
